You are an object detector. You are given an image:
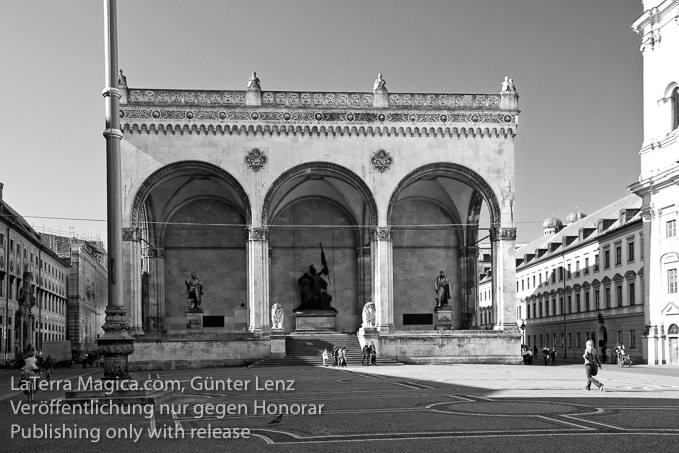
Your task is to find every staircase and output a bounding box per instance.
[249,333,400,368]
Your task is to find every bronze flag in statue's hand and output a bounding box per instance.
[319,242,330,284]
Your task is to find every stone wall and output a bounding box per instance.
[128,334,270,370]
[379,330,522,364]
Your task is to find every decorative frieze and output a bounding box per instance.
[371,228,393,242]
[248,227,270,241]
[245,148,268,172]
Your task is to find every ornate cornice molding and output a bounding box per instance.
[121,122,517,138]
[371,228,393,242]
[248,227,270,241]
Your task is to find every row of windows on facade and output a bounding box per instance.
[0,280,67,315]
[0,327,67,351]
[0,232,67,281]
[525,280,645,319]
[527,330,637,351]
[517,235,647,293]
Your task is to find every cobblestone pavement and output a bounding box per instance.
[1,362,678,452]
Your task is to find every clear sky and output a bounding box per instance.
[0,0,643,246]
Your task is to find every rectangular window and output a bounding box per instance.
[668,220,677,238]
[559,267,564,281]
[594,254,599,271]
[521,280,524,291]
[585,291,590,311]
[576,261,580,276]
[629,282,635,305]
[533,276,536,287]
[615,245,622,265]
[669,269,678,294]
[554,297,558,316]
[616,284,623,306]
[605,287,611,308]
[595,290,600,309]
[576,333,581,348]
[576,293,581,312]
[527,305,531,319]
[568,333,572,348]
[567,263,571,279]
[640,234,644,259]
[630,330,636,348]
[617,330,623,345]
[585,257,590,274]
[551,271,556,283]
[628,241,634,262]
[539,274,542,285]
[604,250,610,268]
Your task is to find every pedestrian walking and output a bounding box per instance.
[369,343,377,366]
[44,355,54,381]
[550,348,556,365]
[331,346,338,367]
[361,344,370,366]
[542,347,549,366]
[583,339,604,391]
[322,349,328,367]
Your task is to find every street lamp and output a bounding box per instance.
[520,321,526,346]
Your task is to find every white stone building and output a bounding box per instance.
[629,0,679,365]
[480,196,645,363]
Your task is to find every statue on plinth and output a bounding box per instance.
[271,303,284,329]
[362,302,376,329]
[501,75,516,93]
[185,272,204,313]
[434,270,451,308]
[247,70,261,89]
[373,73,387,92]
[296,264,335,312]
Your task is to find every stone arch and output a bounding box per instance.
[131,160,251,227]
[261,162,377,226]
[387,162,502,229]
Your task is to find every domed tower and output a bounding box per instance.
[565,207,587,225]
[543,214,563,236]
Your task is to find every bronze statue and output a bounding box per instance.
[296,264,335,312]
[185,272,204,312]
[434,270,451,307]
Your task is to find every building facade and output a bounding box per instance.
[0,184,69,361]
[115,73,522,367]
[42,234,108,355]
[629,0,679,365]
[480,196,645,363]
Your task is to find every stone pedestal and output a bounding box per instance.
[270,330,286,359]
[186,312,203,331]
[357,327,379,350]
[245,88,262,106]
[294,310,337,332]
[434,306,453,330]
[373,89,389,108]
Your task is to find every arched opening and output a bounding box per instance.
[388,163,501,330]
[131,161,251,332]
[263,163,377,333]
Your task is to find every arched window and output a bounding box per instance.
[673,86,679,131]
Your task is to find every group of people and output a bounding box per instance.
[542,346,557,365]
[361,343,377,366]
[322,346,347,367]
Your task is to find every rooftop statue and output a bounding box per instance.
[247,71,261,89]
[501,75,516,93]
[373,72,387,93]
[118,69,127,87]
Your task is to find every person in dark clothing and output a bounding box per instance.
[542,347,550,366]
[550,348,557,365]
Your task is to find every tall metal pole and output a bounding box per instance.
[98,0,133,380]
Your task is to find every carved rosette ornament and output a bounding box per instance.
[245,148,267,172]
[370,149,394,173]
[248,227,270,241]
[371,227,393,242]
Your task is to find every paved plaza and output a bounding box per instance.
[1,360,678,452]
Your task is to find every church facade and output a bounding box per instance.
[116,73,521,367]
